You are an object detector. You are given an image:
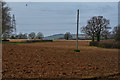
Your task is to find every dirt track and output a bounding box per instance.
[2,41,119,79]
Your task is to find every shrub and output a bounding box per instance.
[89,41,99,46]
[89,40,120,49]
[98,42,113,48]
[26,40,53,43]
[2,39,9,42]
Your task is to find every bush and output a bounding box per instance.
[89,40,120,49]
[2,39,10,43]
[26,40,53,43]
[89,41,99,46]
[2,39,9,42]
[98,42,113,48]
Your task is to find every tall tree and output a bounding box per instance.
[81,19,96,42]
[95,16,110,41]
[81,16,110,42]
[2,1,13,39]
[64,32,72,40]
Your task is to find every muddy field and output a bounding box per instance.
[2,40,119,79]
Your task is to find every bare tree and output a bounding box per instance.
[81,16,110,42]
[81,21,96,42]
[113,25,120,41]
[18,32,23,39]
[64,32,72,40]
[17,33,27,39]
[36,32,43,39]
[95,16,110,41]
[2,1,13,39]
[24,33,28,39]
[28,32,36,39]
[10,34,16,39]
[101,30,111,40]
[2,31,10,40]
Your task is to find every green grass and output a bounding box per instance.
[74,49,80,52]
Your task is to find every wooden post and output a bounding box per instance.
[76,9,79,50]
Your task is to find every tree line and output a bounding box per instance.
[7,32,44,39]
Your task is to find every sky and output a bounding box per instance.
[4,0,120,2]
[7,2,118,36]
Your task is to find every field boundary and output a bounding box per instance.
[2,40,53,44]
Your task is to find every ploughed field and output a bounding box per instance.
[2,40,119,79]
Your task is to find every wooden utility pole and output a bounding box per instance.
[76,9,79,50]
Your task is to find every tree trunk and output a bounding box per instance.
[92,35,94,42]
[97,32,100,42]
[67,37,69,40]
[105,36,108,40]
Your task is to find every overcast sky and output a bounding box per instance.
[4,0,120,2]
[7,2,118,36]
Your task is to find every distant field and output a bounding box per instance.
[9,39,32,42]
[54,39,91,42]
[2,40,119,79]
[8,39,52,42]
[7,39,91,42]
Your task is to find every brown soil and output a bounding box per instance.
[2,40,119,79]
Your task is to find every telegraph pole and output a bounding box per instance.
[76,9,79,50]
[74,9,80,52]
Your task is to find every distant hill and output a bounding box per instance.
[43,34,64,40]
[43,34,91,40]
